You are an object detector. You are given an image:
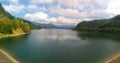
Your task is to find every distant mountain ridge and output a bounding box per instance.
[75,15,120,32]
[34,22,75,29]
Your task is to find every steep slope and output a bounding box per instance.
[111,15,120,20]
[0,3,40,34]
[102,15,120,27]
[0,4,13,19]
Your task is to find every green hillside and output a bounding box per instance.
[0,3,39,34]
[75,15,120,32]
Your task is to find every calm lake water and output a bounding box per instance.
[0,29,120,63]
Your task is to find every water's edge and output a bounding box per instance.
[0,49,19,63]
[105,53,120,63]
[1,29,120,63]
[0,33,29,39]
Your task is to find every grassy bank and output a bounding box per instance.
[0,33,26,39]
[0,28,30,39]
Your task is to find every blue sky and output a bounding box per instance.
[0,0,120,26]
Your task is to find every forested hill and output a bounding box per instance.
[0,4,13,19]
[0,3,39,34]
[75,15,120,32]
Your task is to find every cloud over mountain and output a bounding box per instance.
[1,0,120,26]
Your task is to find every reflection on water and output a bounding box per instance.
[0,29,120,63]
[31,29,80,40]
[77,32,120,41]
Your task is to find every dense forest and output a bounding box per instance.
[75,15,120,32]
[0,4,39,34]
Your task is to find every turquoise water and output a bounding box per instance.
[0,29,120,63]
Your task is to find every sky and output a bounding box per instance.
[0,0,120,26]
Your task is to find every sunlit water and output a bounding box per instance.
[0,29,120,63]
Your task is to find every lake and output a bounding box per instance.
[0,29,120,63]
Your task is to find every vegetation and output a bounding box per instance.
[75,15,120,32]
[0,3,40,35]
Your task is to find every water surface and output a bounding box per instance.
[0,29,120,63]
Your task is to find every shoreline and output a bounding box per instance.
[0,49,19,63]
[105,53,120,63]
[0,32,30,63]
[0,32,29,39]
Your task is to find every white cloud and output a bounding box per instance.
[49,5,80,17]
[24,12,48,22]
[107,0,120,15]
[24,12,55,24]
[39,6,47,11]
[30,0,54,4]
[49,4,111,20]
[45,0,113,21]
[2,0,25,14]
[3,0,120,26]
[3,4,25,14]
[27,5,38,10]
[56,17,80,25]
[27,5,47,12]
[9,0,19,4]
[58,0,82,9]
[57,0,110,10]
[24,12,57,24]
[24,12,80,25]
[49,17,57,23]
